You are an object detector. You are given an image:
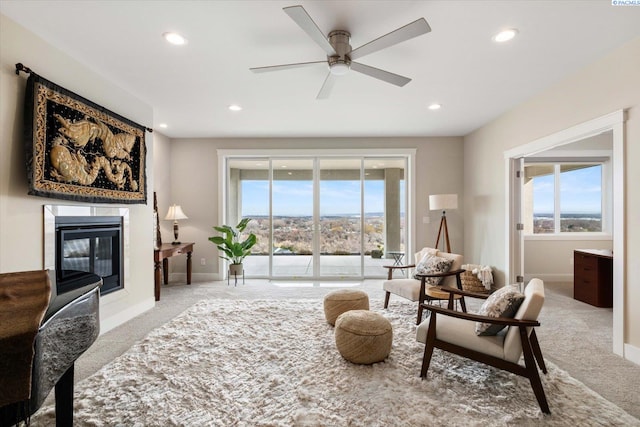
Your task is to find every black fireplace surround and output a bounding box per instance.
[55,216,123,295]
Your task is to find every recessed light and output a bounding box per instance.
[493,28,518,43]
[163,32,187,46]
[228,104,243,111]
[428,103,442,110]
[159,123,168,128]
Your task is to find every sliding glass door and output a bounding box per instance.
[272,158,314,277]
[225,154,407,280]
[319,158,362,277]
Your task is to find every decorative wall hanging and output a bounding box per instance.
[20,65,149,204]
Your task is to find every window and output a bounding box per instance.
[223,153,411,279]
[524,162,604,234]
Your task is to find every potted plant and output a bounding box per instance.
[371,245,384,259]
[208,218,257,276]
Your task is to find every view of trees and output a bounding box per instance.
[533,214,602,233]
[243,215,386,255]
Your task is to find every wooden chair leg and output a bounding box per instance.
[384,291,390,308]
[459,296,467,313]
[520,327,550,414]
[416,302,424,325]
[420,314,437,377]
[530,329,547,374]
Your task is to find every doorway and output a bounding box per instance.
[220,151,412,280]
[505,110,626,356]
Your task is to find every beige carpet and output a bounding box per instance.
[31,299,639,426]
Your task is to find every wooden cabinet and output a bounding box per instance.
[573,249,613,307]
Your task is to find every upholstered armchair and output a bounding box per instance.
[383,247,466,324]
[416,278,550,414]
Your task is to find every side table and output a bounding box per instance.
[387,251,406,276]
[153,242,194,301]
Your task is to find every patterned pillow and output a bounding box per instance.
[475,286,525,336]
[413,254,453,285]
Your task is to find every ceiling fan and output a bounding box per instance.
[250,5,431,99]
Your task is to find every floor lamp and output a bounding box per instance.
[429,194,458,253]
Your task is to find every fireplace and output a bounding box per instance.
[55,216,123,295]
[44,205,129,297]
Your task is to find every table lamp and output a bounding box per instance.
[165,204,188,245]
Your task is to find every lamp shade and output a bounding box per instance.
[164,204,188,221]
[429,194,458,211]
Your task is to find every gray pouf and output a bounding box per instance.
[323,289,370,326]
[334,310,392,365]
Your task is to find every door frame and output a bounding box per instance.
[217,148,417,280]
[504,110,626,357]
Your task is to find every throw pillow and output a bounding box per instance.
[413,254,453,285]
[475,285,525,336]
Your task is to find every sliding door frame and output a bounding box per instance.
[217,148,417,280]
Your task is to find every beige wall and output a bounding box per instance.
[152,131,173,243]
[163,137,464,279]
[524,239,612,282]
[0,15,155,332]
[464,37,640,354]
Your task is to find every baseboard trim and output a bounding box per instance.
[524,273,573,282]
[100,297,155,335]
[169,272,221,282]
[624,343,640,366]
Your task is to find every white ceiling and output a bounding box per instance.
[2,1,639,139]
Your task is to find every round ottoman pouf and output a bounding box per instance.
[334,310,393,365]
[323,289,370,326]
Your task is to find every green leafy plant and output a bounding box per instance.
[208,218,257,265]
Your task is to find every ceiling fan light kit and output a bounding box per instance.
[250,5,431,99]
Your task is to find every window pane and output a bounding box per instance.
[530,166,555,234]
[319,158,361,276]
[560,164,602,232]
[230,159,269,276]
[272,159,314,277]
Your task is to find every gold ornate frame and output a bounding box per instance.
[24,73,146,204]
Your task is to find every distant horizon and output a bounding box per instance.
[533,212,601,217]
[242,179,406,216]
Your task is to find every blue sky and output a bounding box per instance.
[533,165,602,214]
[241,180,405,216]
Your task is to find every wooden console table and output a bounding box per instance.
[573,249,613,307]
[154,242,194,301]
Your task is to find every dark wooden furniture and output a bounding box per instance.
[154,242,194,301]
[573,249,613,307]
[418,281,550,414]
[383,263,467,325]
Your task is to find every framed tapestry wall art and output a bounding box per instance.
[23,72,147,204]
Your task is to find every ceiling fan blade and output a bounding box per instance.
[316,73,337,99]
[350,18,431,60]
[250,61,326,73]
[283,5,336,56]
[350,62,411,87]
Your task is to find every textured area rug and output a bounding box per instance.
[31,299,638,426]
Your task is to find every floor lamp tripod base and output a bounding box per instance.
[434,211,452,253]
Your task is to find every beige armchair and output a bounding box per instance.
[416,279,550,414]
[383,247,466,324]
